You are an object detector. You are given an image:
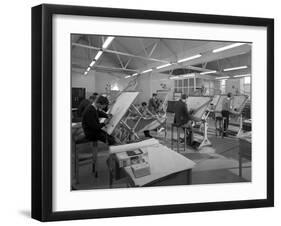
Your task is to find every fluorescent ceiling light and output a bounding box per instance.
[86,67,91,72]
[94,50,103,61]
[156,63,172,69]
[182,73,195,78]
[102,36,115,49]
[84,71,88,75]
[215,76,230,80]
[233,73,251,78]
[177,54,202,63]
[200,70,217,75]
[132,73,138,76]
[212,43,245,53]
[223,65,248,72]
[141,69,153,74]
[124,75,131,78]
[89,60,95,67]
[169,76,180,80]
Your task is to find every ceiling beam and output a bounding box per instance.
[72,42,169,64]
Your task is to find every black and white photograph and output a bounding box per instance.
[71,35,252,190]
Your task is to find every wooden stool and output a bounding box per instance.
[74,137,98,184]
[171,123,180,152]
[171,124,191,152]
[215,116,226,138]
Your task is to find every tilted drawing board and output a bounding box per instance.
[185,96,212,118]
[215,95,248,114]
[102,91,139,135]
[210,95,220,108]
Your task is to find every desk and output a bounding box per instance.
[238,133,252,177]
[111,142,196,187]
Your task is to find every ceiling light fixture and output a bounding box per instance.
[141,69,153,74]
[215,76,230,80]
[233,73,251,78]
[223,65,248,72]
[94,50,103,61]
[200,70,217,75]
[124,75,131,78]
[212,43,245,53]
[132,73,138,76]
[89,60,95,67]
[178,54,202,63]
[156,63,172,69]
[102,36,115,49]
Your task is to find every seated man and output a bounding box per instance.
[77,92,98,117]
[148,93,159,115]
[173,94,193,144]
[138,102,153,138]
[82,95,116,145]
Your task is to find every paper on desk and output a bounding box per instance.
[109,138,159,154]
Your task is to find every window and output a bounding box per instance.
[243,76,251,96]
[220,79,226,94]
[244,76,251,84]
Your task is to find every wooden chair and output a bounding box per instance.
[74,136,98,185]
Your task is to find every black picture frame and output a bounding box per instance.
[31,3,274,222]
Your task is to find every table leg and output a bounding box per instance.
[186,169,192,185]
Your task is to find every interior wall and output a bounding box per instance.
[135,72,174,104]
[94,71,129,94]
[150,72,174,100]
[135,74,151,104]
[226,78,242,95]
[72,70,95,98]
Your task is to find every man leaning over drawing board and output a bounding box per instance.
[82,95,116,145]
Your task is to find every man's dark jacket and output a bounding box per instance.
[173,99,190,126]
[82,105,108,141]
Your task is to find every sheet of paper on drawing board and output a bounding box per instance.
[185,96,211,119]
[102,91,139,135]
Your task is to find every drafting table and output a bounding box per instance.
[185,96,212,120]
[156,89,170,112]
[186,96,212,149]
[102,91,139,135]
[109,139,196,187]
[215,94,248,115]
[214,94,249,137]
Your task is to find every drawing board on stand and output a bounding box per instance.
[215,95,248,114]
[102,91,139,135]
[185,96,212,120]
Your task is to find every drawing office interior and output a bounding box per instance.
[71,34,252,190]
